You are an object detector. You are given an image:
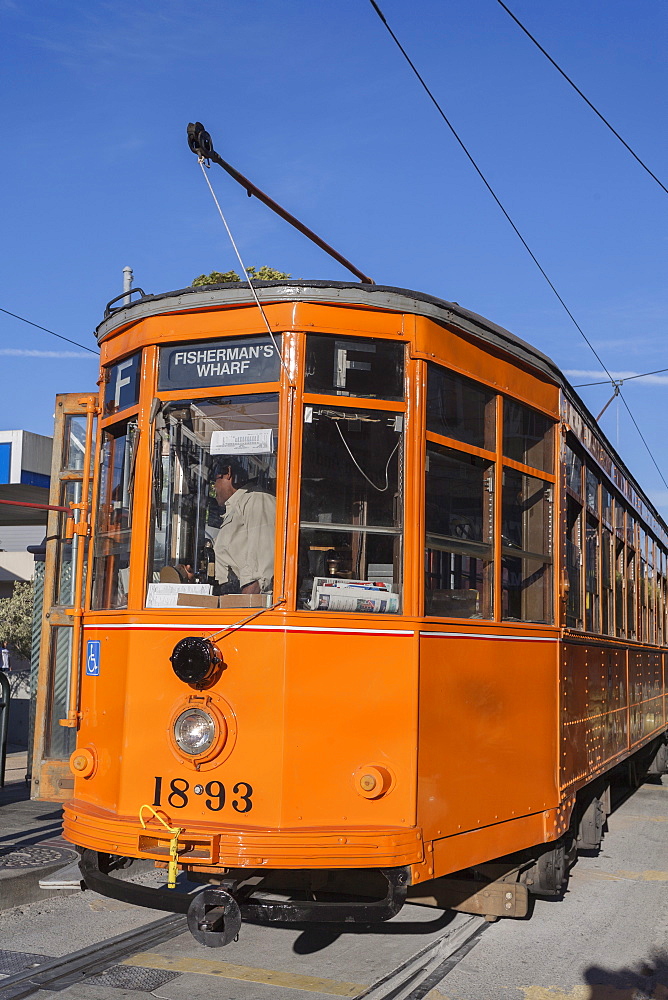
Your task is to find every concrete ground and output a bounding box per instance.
[1,749,78,908]
[0,755,481,998]
[429,775,668,1000]
[2,763,666,999]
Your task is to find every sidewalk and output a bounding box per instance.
[0,749,78,909]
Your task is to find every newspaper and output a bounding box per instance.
[310,577,399,614]
[315,589,399,614]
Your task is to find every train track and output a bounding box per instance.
[0,913,185,999]
[0,903,485,1000]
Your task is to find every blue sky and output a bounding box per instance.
[1,0,666,510]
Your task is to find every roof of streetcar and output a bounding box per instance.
[96,279,560,381]
[94,279,668,541]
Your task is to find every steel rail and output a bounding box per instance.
[0,912,185,999]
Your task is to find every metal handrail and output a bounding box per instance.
[0,671,10,788]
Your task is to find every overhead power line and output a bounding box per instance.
[574,367,668,388]
[495,0,668,197]
[367,0,668,491]
[367,0,612,378]
[0,306,99,356]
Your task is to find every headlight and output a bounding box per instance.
[173,708,216,756]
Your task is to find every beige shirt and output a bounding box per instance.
[213,488,276,592]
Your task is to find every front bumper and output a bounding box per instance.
[79,849,410,927]
[64,803,424,870]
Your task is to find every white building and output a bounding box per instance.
[0,430,52,599]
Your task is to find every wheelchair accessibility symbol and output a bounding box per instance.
[86,641,100,676]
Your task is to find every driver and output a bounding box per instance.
[210,456,276,595]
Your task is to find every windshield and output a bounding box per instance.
[148,393,279,609]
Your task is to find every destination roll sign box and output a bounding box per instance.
[158,334,281,389]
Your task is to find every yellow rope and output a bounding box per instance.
[139,804,182,889]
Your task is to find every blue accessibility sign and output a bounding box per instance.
[86,640,100,676]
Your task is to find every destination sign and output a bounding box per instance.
[104,351,141,416]
[158,335,281,390]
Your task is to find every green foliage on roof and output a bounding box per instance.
[192,266,291,286]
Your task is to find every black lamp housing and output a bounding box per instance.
[170,637,222,688]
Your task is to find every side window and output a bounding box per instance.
[585,515,599,632]
[298,405,403,612]
[425,444,494,619]
[502,469,553,624]
[601,526,614,636]
[91,419,138,609]
[565,446,582,495]
[503,400,553,473]
[565,495,582,629]
[427,366,495,450]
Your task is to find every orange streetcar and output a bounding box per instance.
[31,279,668,945]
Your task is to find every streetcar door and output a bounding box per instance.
[31,392,97,802]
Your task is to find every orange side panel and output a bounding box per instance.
[417,631,559,846]
[412,316,560,416]
[560,642,629,792]
[560,641,667,796]
[629,647,665,746]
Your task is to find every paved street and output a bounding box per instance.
[430,775,668,1000]
[0,761,666,999]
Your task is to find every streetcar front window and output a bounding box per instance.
[305,335,404,400]
[91,419,138,610]
[147,394,278,608]
[298,405,403,612]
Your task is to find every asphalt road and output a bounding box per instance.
[430,774,668,1000]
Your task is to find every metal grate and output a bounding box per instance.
[0,845,75,870]
[83,965,180,991]
[0,950,52,975]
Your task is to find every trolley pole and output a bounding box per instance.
[187,122,375,285]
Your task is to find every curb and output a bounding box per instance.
[0,862,81,910]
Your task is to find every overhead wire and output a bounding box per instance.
[0,306,99,356]
[367,0,614,384]
[367,0,668,492]
[495,0,668,198]
[574,367,668,388]
[618,393,668,489]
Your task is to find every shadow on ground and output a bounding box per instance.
[583,950,668,998]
